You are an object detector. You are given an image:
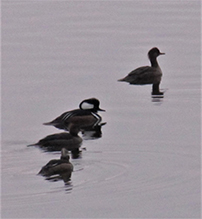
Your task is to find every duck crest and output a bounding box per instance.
[80,101,94,110]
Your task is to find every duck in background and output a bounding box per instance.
[38,148,73,184]
[118,47,165,95]
[43,98,105,131]
[28,124,82,158]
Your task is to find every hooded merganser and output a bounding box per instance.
[43,98,105,131]
[118,47,165,95]
[38,148,73,183]
[28,124,82,152]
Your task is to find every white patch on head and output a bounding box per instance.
[80,102,94,110]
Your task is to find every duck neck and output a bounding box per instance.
[152,83,160,94]
[70,128,79,136]
[61,156,69,162]
[150,56,159,68]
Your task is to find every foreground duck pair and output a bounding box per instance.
[31,97,105,145]
[118,47,165,95]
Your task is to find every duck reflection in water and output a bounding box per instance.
[118,47,165,96]
[81,122,106,140]
[28,124,82,158]
[43,98,105,131]
[152,96,164,104]
[38,148,73,184]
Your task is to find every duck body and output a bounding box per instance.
[118,47,165,95]
[28,125,82,152]
[120,65,162,85]
[43,98,105,131]
[38,148,73,183]
[31,132,82,150]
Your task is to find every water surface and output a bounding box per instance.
[2,1,201,218]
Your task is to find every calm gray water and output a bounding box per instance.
[2,1,201,218]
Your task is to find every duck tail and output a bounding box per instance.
[118,77,125,82]
[27,143,36,147]
[43,121,52,126]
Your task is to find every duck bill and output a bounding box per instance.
[98,108,105,112]
[160,52,165,55]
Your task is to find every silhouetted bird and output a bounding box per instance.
[43,98,105,131]
[38,148,73,183]
[118,47,165,95]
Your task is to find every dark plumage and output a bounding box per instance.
[28,125,82,152]
[118,47,165,95]
[38,148,73,183]
[43,98,105,131]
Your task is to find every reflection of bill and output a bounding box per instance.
[81,122,107,140]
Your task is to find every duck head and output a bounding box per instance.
[79,98,105,112]
[148,47,165,59]
[60,148,70,161]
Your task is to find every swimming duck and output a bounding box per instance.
[118,47,165,95]
[43,98,105,131]
[38,148,73,183]
[28,124,82,152]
